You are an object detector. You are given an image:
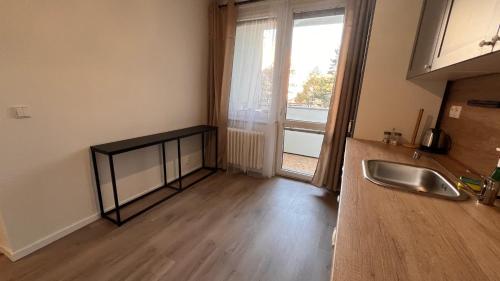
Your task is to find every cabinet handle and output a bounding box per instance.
[424,64,432,71]
[479,35,499,47]
[479,40,493,47]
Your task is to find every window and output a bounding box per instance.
[228,18,278,123]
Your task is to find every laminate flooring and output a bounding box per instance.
[0,173,337,281]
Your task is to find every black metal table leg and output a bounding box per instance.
[201,132,205,168]
[161,142,167,186]
[91,149,105,216]
[215,127,219,170]
[108,154,122,226]
[177,138,182,190]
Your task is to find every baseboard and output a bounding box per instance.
[6,164,204,262]
[7,213,100,262]
[0,244,14,260]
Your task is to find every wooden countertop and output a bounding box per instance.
[331,139,500,281]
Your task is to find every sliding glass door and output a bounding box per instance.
[276,9,345,180]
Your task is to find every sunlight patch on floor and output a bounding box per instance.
[282,153,318,176]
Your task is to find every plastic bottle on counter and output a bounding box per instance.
[491,148,500,182]
[383,131,391,144]
[390,131,402,146]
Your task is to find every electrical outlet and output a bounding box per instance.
[12,105,31,118]
[449,105,462,119]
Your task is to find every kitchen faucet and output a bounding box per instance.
[478,177,500,206]
[412,150,421,160]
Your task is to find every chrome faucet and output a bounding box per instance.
[412,150,421,160]
[478,177,500,206]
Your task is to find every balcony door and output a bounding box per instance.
[276,8,345,180]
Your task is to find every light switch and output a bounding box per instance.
[449,105,462,119]
[12,105,31,119]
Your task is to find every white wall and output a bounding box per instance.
[354,0,447,142]
[0,0,210,259]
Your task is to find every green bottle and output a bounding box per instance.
[491,148,500,182]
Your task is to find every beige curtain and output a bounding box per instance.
[207,0,237,169]
[312,0,376,191]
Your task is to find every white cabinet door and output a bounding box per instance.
[407,0,449,78]
[433,0,498,69]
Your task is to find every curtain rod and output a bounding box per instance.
[218,0,267,8]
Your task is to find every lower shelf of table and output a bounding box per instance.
[103,167,217,225]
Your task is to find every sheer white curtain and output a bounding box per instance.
[228,18,278,176]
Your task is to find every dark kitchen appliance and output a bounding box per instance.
[420,128,451,154]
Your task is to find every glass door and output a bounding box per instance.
[276,9,345,180]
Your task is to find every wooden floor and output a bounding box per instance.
[0,173,337,281]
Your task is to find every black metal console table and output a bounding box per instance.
[91,125,218,226]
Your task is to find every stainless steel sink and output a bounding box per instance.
[362,160,468,201]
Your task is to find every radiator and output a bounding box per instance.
[227,128,264,170]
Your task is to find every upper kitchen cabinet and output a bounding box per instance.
[433,0,498,69]
[408,0,500,80]
[491,3,500,53]
[407,0,449,78]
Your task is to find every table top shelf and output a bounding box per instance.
[91,125,217,155]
